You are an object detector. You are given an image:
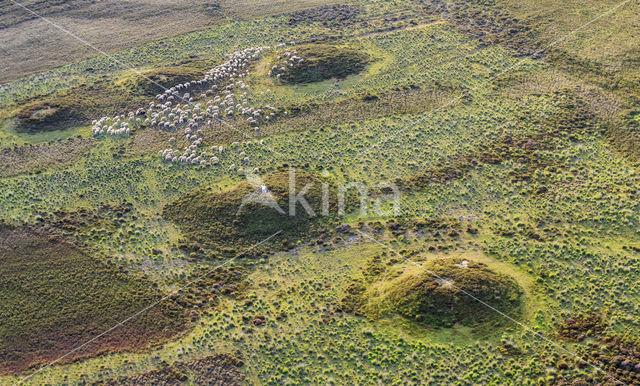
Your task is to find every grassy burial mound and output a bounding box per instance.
[163,171,356,258]
[349,258,523,328]
[119,66,204,97]
[0,223,189,375]
[14,84,135,133]
[12,65,202,133]
[14,99,82,133]
[270,44,370,84]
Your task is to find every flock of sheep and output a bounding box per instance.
[269,49,304,79]
[91,43,294,171]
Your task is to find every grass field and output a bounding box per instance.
[0,0,358,83]
[1,0,640,384]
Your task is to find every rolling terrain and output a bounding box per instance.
[1,0,640,384]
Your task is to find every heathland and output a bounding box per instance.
[1,0,639,384]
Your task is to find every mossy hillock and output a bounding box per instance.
[163,171,357,258]
[345,257,523,328]
[270,44,369,84]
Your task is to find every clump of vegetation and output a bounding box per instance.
[557,313,607,341]
[270,44,369,84]
[0,222,189,375]
[346,257,523,328]
[163,171,356,258]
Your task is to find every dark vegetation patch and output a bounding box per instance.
[173,265,248,311]
[33,202,134,248]
[321,218,469,257]
[552,313,640,385]
[286,4,363,27]
[104,353,244,385]
[357,217,466,240]
[277,6,418,45]
[415,0,540,57]
[0,223,189,375]
[557,312,607,342]
[164,171,357,259]
[400,91,596,191]
[0,136,95,177]
[342,256,523,328]
[270,44,369,84]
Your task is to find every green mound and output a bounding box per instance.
[359,258,523,327]
[0,223,189,375]
[13,65,201,133]
[15,99,81,133]
[270,44,369,84]
[163,171,354,258]
[120,66,202,96]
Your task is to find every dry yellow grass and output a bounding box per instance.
[0,0,347,83]
[0,0,225,82]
